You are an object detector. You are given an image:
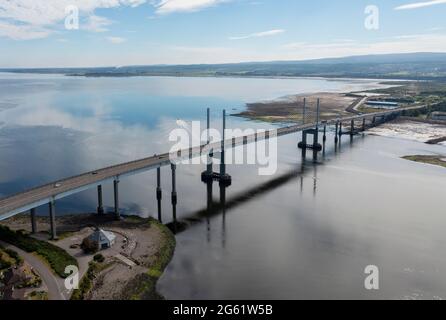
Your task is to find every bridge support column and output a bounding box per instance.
[157,167,162,222]
[220,109,226,178]
[97,185,104,215]
[323,125,327,143]
[312,129,319,161]
[30,208,37,234]
[201,108,215,183]
[219,110,231,186]
[206,108,213,177]
[339,122,343,138]
[362,118,366,132]
[372,116,376,125]
[201,109,231,186]
[302,130,307,157]
[171,164,177,231]
[350,119,355,136]
[114,179,120,220]
[49,200,57,240]
[335,122,339,143]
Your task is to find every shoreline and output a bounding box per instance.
[0,213,176,300]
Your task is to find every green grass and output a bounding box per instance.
[70,260,112,300]
[28,290,48,300]
[0,225,77,278]
[124,220,176,300]
[403,155,446,169]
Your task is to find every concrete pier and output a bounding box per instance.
[206,108,213,177]
[201,108,231,186]
[171,164,177,225]
[218,110,232,186]
[114,179,120,220]
[362,118,366,131]
[220,110,226,177]
[350,119,355,136]
[49,200,57,240]
[157,167,162,222]
[300,129,307,158]
[298,98,322,158]
[335,121,339,143]
[202,108,215,183]
[30,208,36,234]
[97,185,104,215]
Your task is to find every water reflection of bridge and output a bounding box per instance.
[0,104,426,239]
[166,129,362,247]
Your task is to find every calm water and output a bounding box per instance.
[1,73,445,299]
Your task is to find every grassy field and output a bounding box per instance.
[0,225,77,278]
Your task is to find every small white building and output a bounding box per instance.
[88,228,116,251]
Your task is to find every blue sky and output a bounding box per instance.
[0,0,445,67]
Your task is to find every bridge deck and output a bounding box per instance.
[0,105,425,220]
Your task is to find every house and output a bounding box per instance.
[431,112,446,121]
[88,228,116,251]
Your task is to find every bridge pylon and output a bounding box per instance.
[201,108,232,187]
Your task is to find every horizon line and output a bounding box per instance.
[0,51,445,70]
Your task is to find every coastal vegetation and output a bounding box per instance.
[121,220,176,300]
[0,245,20,272]
[63,216,176,300]
[0,225,77,278]
[28,290,48,300]
[1,245,44,300]
[402,155,446,169]
[70,260,112,300]
[2,53,446,81]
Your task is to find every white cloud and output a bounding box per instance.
[107,36,126,44]
[229,29,285,40]
[395,0,446,10]
[152,0,228,14]
[83,15,113,33]
[0,21,51,40]
[0,0,146,40]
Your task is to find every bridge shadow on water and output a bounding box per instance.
[165,132,364,240]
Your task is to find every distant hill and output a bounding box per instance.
[2,52,446,80]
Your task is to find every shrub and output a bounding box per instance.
[0,225,77,278]
[93,254,105,263]
[81,237,98,254]
[4,248,22,264]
